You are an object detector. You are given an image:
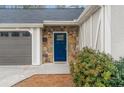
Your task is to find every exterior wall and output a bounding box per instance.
[79,6,111,55]
[79,8,103,51]
[42,26,79,63]
[111,6,124,59]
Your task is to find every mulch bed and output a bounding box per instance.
[13,74,74,87]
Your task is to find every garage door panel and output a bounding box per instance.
[0,38,31,44]
[0,56,31,65]
[0,31,32,65]
[0,45,31,49]
[0,52,31,56]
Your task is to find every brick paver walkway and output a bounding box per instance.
[14,74,73,87]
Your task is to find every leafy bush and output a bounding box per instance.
[115,57,124,79]
[110,57,124,87]
[70,47,118,87]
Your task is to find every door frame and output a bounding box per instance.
[53,32,68,64]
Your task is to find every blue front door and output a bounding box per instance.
[54,33,67,62]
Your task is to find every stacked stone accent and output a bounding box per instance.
[42,26,79,63]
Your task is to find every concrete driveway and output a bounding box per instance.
[0,64,70,87]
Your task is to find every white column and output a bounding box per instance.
[30,28,41,65]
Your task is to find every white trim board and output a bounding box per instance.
[0,23,43,28]
[43,21,78,25]
[104,6,111,54]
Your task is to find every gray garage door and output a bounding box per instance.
[0,31,32,65]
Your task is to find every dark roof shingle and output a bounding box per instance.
[0,8,84,23]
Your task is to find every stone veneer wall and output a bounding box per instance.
[42,26,79,63]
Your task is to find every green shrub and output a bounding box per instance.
[115,57,124,79]
[70,47,118,87]
[110,57,124,87]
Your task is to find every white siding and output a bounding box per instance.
[92,9,101,50]
[79,6,112,55]
[85,18,91,46]
[111,6,124,59]
[79,7,103,51]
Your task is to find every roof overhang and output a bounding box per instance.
[0,6,101,27]
[77,5,101,24]
[43,5,101,26]
[0,23,43,28]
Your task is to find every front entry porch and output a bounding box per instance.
[0,64,69,87]
[42,26,79,64]
[0,25,79,66]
